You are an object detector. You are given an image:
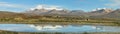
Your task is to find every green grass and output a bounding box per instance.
[0,16,120,26]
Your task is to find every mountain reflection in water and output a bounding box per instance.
[0,24,120,32]
[29,25,64,30]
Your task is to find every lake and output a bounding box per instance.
[0,24,120,33]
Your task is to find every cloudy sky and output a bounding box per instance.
[0,0,120,12]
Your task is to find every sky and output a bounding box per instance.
[0,0,120,12]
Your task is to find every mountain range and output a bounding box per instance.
[0,5,120,18]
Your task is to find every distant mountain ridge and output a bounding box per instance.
[23,7,120,18]
[0,5,120,18]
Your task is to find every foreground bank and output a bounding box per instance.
[0,30,120,34]
[0,22,120,26]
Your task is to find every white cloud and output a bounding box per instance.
[0,2,28,8]
[105,0,120,7]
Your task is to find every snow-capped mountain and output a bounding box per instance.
[29,5,64,11]
[91,8,113,13]
[24,5,120,18]
[25,5,71,16]
[1,7,120,18]
[88,8,113,16]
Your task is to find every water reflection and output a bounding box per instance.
[29,25,64,30]
[0,24,120,32]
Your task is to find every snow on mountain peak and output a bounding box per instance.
[36,5,44,9]
[30,5,64,11]
[92,8,112,11]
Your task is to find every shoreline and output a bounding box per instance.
[0,30,120,34]
[0,22,119,26]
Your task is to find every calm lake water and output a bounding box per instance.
[0,24,120,32]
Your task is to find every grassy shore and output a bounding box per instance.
[0,30,120,34]
[0,22,120,26]
[0,16,120,26]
